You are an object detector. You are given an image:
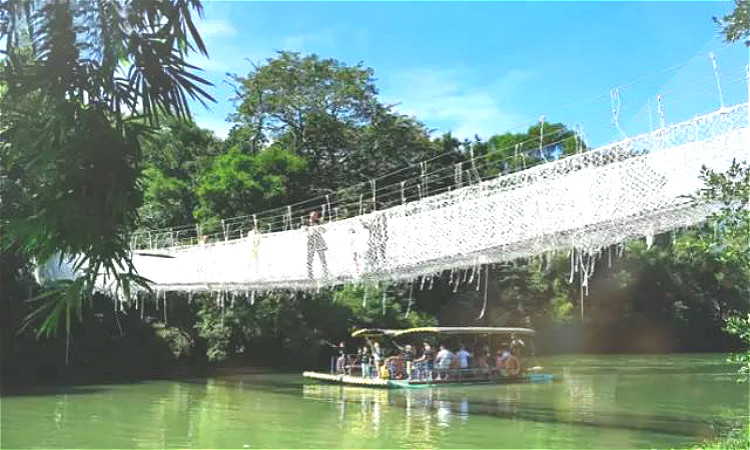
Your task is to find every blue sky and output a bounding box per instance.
[189,1,749,147]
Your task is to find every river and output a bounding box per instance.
[1,354,746,449]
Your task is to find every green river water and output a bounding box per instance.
[1,354,747,449]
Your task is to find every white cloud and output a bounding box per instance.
[281,27,368,53]
[194,115,233,139]
[198,19,237,38]
[282,31,336,51]
[383,67,535,140]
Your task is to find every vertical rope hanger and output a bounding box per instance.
[477,265,489,320]
[419,162,428,196]
[538,116,548,162]
[576,124,588,154]
[469,145,481,182]
[709,52,725,110]
[610,87,627,139]
[400,181,406,205]
[657,94,666,129]
[454,162,463,188]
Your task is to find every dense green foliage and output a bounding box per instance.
[139,119,222,229]
[0,0,213,339]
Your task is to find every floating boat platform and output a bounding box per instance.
[302,371,553,388]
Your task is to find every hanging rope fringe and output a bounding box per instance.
[568,248,576,284]
[404,283,414,319]
[477,265,489,320]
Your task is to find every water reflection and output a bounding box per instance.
[2,355,747,449]
[299,361,740,448]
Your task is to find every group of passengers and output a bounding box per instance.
[336,336,525,381]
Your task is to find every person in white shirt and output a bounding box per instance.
[435,345,453,380]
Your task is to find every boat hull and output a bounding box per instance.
[302,371,553,388]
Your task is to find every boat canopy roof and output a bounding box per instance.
[351,326,535,338]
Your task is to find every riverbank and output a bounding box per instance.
[691,423,749,450]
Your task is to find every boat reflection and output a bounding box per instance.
[302,384,484,429]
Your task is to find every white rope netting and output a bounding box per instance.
[123,103,749,294]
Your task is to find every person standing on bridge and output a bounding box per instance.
[306,210,329,279]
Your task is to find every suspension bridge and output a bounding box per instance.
[112,102,749,295]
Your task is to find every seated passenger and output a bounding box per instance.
[388,355,404,379]
[379,363,391,380]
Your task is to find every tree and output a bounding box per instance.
[482,121,584,177]
[0,0,214,337]
[138,119,221,229]
[678,162,749,319]
[194,144,307,229]
[714,0,750,45]
[229,52,449,199]
[231,52,377,155]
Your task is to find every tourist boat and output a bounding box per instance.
[303,326,553,389]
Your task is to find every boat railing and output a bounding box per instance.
[326,354,527,382]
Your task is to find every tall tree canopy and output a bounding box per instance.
[229,52,451,198]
